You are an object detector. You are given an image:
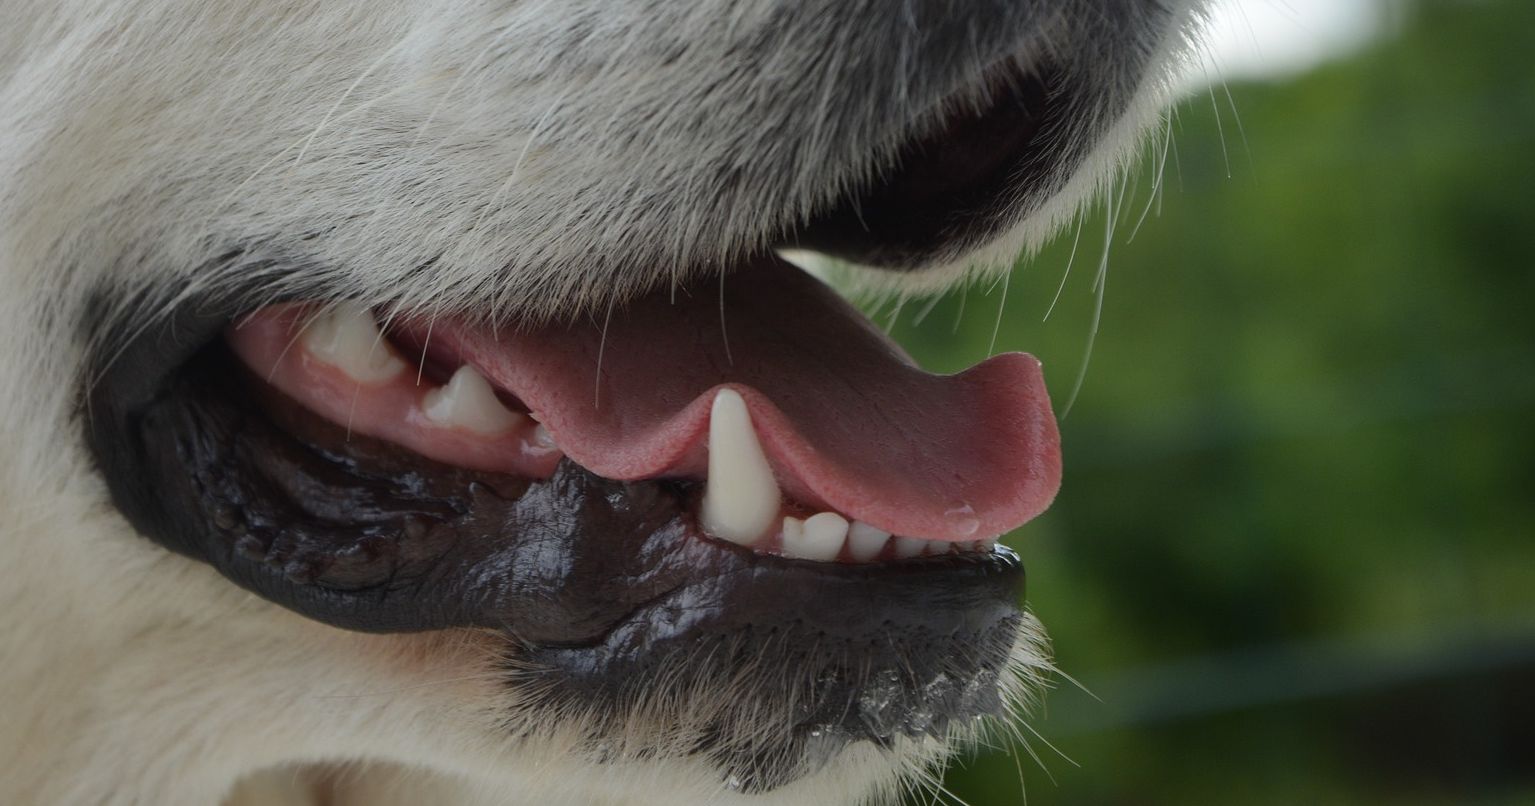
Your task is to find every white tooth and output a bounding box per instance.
[781,516,804,546]
[303,304,405,383]
[700,389,781,546]
[893,536,927,560]
[846,521,891,562]
[924,539,951,556]
[782,512,847,561]
[422,365,525,435]
[530,423,557,450]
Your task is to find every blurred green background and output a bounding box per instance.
[884,1,1535,803]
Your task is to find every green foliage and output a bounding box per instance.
[888,2,1535,803]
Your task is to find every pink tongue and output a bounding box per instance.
[413,257,1060,541]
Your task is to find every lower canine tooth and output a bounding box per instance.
[423,365,524,435]
[782,512,847,561]
[303,304,405,383]
[700,389,781,546]
[846,521,890,561]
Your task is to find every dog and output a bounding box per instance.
[0,2,1206,803]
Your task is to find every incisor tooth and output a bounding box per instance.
[846,521,891,561]
[700,389,781,546]
[892,536,927,560]
[303,304,405,383]
[423,365,524,435]
[782,512,847,561]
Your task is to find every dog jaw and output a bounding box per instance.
[0,0,1206,803]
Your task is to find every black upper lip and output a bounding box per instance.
[787,60,1064,268]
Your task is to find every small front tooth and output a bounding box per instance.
[303,304,405,383]
[893,537,926,560]
[781,516,805,547]
[700,389,781,546]
[846,521,891,562]
[924,540,952,556]
[422,365,524,435]
[782,512,847,561]
[530,423,557,450]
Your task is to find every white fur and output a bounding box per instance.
[0,1,1204,803]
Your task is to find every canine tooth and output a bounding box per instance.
[700,389,781,546]
[303,304,405,383]
[846,521,890,562]
[782,512,847,561]
[531,423,557,450]
[893,537,927,560]
[422,365,524,435]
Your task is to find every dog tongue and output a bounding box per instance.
[426,257,1060,541]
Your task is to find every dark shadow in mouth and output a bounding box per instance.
[85,320,1028,789]
[787,61,1066,269]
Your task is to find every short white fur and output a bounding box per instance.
[0,1,1210,802]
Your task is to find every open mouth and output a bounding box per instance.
[226,257,1059,560]
[86,59,1067,790]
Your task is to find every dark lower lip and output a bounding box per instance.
[87,321,1029,786]
[162,339,1027,638]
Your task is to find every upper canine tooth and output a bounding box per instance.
[846,521,891,562]
[423,365,524,435]
[700,389,781,546]
[303,304,405,383]
[782,512,847,561]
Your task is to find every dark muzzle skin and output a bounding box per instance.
[789,63,1065,267]
[84,299,1028,789]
